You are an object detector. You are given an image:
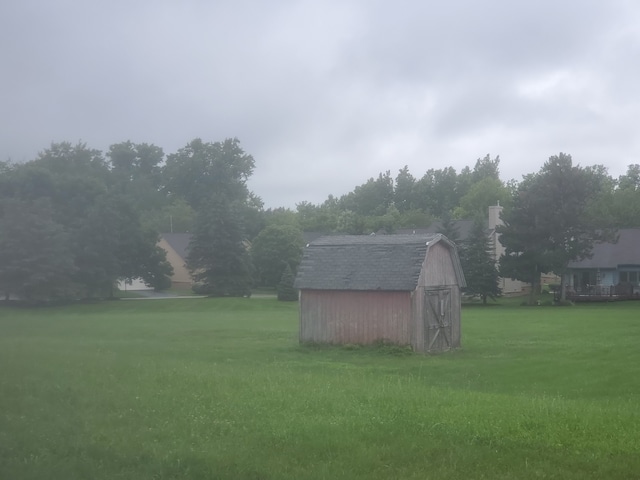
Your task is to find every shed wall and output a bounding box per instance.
[299,290,412,345]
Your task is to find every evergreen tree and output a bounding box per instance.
[460,217,501,304]
[186,194,253,296]
[251,224,304,288]
[437,212,461,245]
[277,264,298,301]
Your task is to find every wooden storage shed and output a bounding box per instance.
[294,234,466,353]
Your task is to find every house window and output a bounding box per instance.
[620,271,640,284]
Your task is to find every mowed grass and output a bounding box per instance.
[1,299,639,479]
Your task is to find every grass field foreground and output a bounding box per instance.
[1,298,639,479]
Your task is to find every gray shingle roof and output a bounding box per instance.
[294,234,450,291]
[160,233,192,260]
[568,228,640,269]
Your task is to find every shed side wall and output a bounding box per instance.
[299,290,412,345]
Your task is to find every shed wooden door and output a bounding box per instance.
[424,288,452,352]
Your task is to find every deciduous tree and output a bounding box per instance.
[0,143,173,300]
[394,166,417,213]
[340,171,394,217]
[455,177,511,219]
[251,224,304,287]
[163,138,255,210]
[607,164,640,227]
[107,141,166,214]
[74,194,172,297]
[471,154,501,183]
[0,198,75,301]
[498,153,613,303]
[296,201,338,232]
[415,167,460,218]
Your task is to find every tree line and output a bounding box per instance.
[1,138,638,303]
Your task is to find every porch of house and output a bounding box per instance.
[565,282,640,302]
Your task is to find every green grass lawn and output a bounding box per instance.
[1,298,639,479]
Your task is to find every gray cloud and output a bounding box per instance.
[2,0,639,207]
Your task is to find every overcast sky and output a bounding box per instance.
[2,1,639,208]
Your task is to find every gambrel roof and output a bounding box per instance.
[294,234,465,291]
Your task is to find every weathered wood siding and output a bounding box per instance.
[411,242,462,352]
[298,239,463,353]
[299,290,412,345]
[418,242,459,287]
[448,287,462,349]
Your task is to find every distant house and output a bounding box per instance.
[117,278,153,292]
[566,228,640,298]
[117,234,190,292]
[294,234,466,353]
[158,233,193,290]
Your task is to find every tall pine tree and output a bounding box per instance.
[460,217,501,304]
[277,264,298,301]
[186,194,253,296]
[437,212,461,245]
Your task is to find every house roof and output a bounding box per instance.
[568,228,640,269]
[294,234,464,291]
[394,219,476,243]
[302,231,329,245]
[160,233,192,260]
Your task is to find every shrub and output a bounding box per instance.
[277,264,298,301]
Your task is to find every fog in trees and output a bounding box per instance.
[1,136,635,304]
